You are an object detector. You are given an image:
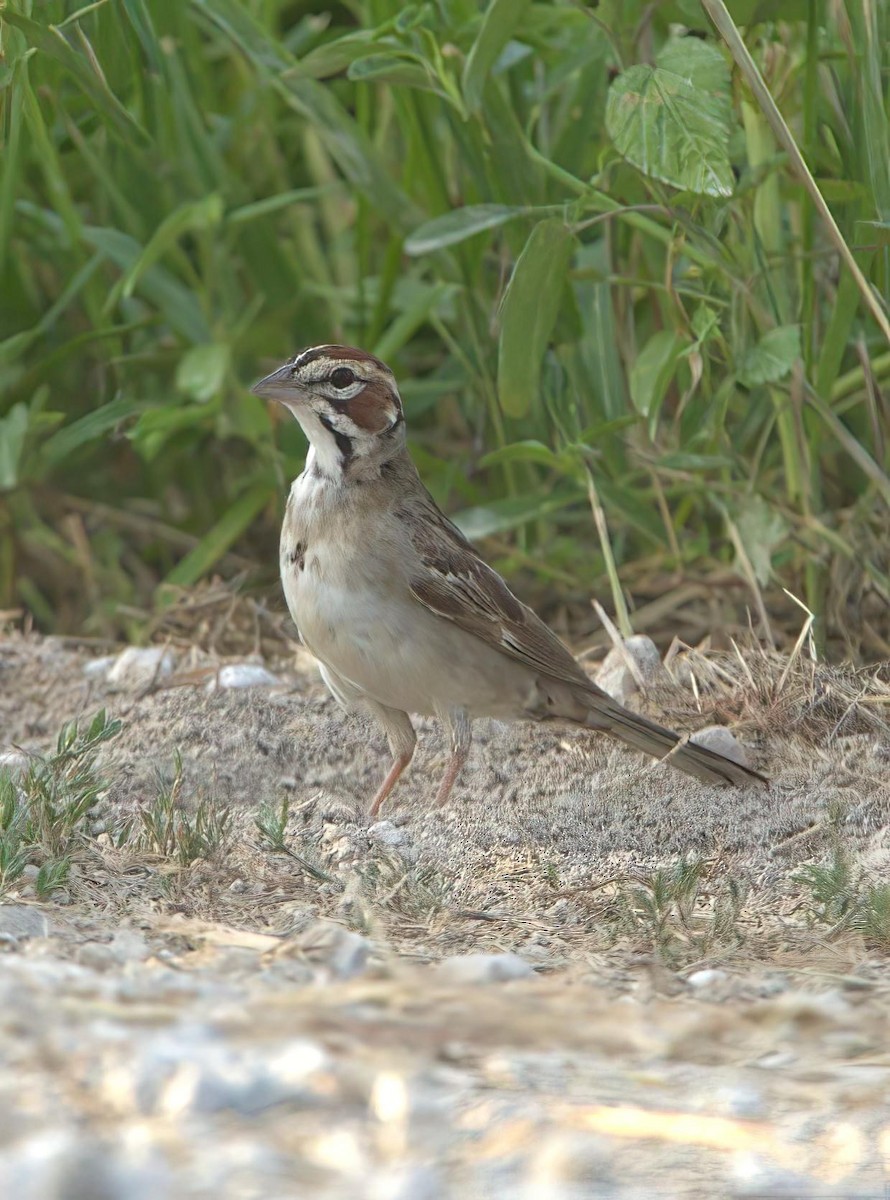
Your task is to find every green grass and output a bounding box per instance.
[0,708,121,896]
[1,1,889,651]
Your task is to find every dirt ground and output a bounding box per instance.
[1,626,889,1199]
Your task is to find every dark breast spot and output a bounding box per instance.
[288,541,306,571]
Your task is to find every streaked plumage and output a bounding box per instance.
[253,345,766,815]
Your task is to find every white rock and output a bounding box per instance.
[686,968,729,991]
[0,905,53,940]
[368,820,419,863]
[106,647,175,691]
[436,952,535,985]
[206,664,280,691]
[595,635,665,702]
[368,820,407,847]
[82,654,115,679]
[690,725,750,767]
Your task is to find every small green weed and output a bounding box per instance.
[0,709,121,896]
[255,795,289,851]
[616,856,747,965]
[796,845,890,952]
[135,751,231,865]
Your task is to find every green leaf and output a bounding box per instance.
[478,440,559,469]
[192,0,418,231]
[176,344,230,403]
[164,482,274,587]
[738,325,801,387]
[453,488,578,540]
[463,0,532,112]
[656,37,731,105]
[347,54,438,93]
[629,330,687,422]
[405,205,526,255]
[296,33,380,79]
[0,404,29,490]
[498,219,575,419]
[82,226,211,343]
[657,452,733,471]
[1,12,149,146]
[39,396,146,469]
[606,56,734,196]
[130,405,213,462]
[107,194,224,311]
[733,495,789,585]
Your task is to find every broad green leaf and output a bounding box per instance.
[39,396,146,469]
[405,205,526,255]
[0,404,29,490]
[656,38,731,106]
[1,13,149,146]
[691,304,720,343]
[733,495,789,585]
[164,482,275,587]
[629,330,687,422]
[463,0,532,112]
[176,344,230,403]
[738,325,801,387]
[498,219,575,419]
[606,59,733,196]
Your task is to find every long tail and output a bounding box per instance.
[581,693,767,787]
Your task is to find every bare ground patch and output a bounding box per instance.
[1,631,889,1198]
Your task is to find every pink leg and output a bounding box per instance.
[367,705,416,819]
[435,708,471,807]
[369,750,413,818]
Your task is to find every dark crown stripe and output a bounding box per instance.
[290,344,391,374]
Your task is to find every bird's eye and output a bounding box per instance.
[329,367,356,390]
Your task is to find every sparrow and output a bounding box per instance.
[252,345,766,816]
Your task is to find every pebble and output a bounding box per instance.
[368,820,419,863]
[82,654,116,679]
[595,636,666,702]
[686,968,729,993]
[368,820,408,848]
[0,904,53,940]
[205,664,280,691]
[436,952,535,985]
[297,921,373,980]
[106,647,175,691]
[689,725,750,767]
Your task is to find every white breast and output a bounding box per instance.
[279,470,535,720]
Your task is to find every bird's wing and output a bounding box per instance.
[399,489,594,690]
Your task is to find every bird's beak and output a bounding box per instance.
[250,364,300,403]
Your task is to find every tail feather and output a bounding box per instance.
[585,697,767,788]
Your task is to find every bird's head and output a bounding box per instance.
[252,344,405,478]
